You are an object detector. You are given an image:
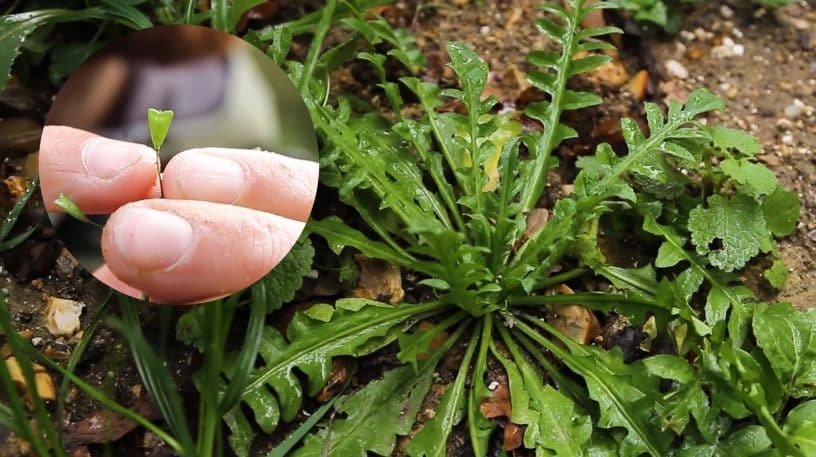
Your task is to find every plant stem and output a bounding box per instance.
[520,5,583,214]
[299,0,336,96]
[533,267,589,290]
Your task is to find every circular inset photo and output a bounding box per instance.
[39,25,319,305]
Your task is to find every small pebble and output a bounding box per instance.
[665,60,689,79]
[785,99,806,118]
[781,134,795,145]
[711,37,745,59]
[488,381,499,391]
[720,5,734,19]
[808,229,816,242]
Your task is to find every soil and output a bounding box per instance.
[0,0,814,456]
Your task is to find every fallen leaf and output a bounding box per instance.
[628,70,649,101]
[5,357,56,401]
[350,254,404,304]
[503,422,524,451]
[3,176,28,199]
[479,380,510,418]
[63,396,159,445]
[547,285,601,344]
[316,357,354,402]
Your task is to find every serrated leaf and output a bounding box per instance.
[721,158,777,199]
[708,125,761,157]
[688,194,771,272]
[262,238,315,312]
[518,319,670,456]
[495,325,592,456]
[406,330,477,457]
[295,326,461,457]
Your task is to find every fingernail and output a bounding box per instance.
[81,137,156,179]
[175,153,246,203]
[111,207,193,271]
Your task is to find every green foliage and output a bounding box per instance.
[765,259,788,289]
[1,0,810,456]
[54,192,92,224]
[147,107,174,151]
[295,325,463,457]
[753,303,816,399]
[688,194,771,272]
[0,176,38,251]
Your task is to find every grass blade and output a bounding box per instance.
[114,294,196,456]
[266,395,340,457]
[0,289,64,457]
[219,282,266,414]
[57,291,112,438]
[298,0,336,96]
[0,176,38,243]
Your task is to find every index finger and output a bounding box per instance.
[39,125,161,214]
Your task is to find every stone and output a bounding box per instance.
[45,296,84,337]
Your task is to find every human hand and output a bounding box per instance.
[40,125,318,304]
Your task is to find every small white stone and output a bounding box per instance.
[665,60,689,79]
[720,5,734,18]
[711,37,744,59]
[680,30,696,41]
[488,381,500,391]
[480,25,490,35]
[782,134,795,145]
[785,99,806,118]
[45,297,84,337]
[31,337,43,347]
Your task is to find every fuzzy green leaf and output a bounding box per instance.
[720,158,777,199]
[708,125,762,157]
[688,194,771,272]
[261,238,315,312]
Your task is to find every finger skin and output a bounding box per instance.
[94,264,145,299]
[101,199,304,304]
[162,148,318,222]
[39,126,160,214]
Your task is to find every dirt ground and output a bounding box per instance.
[0,0,814,455]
